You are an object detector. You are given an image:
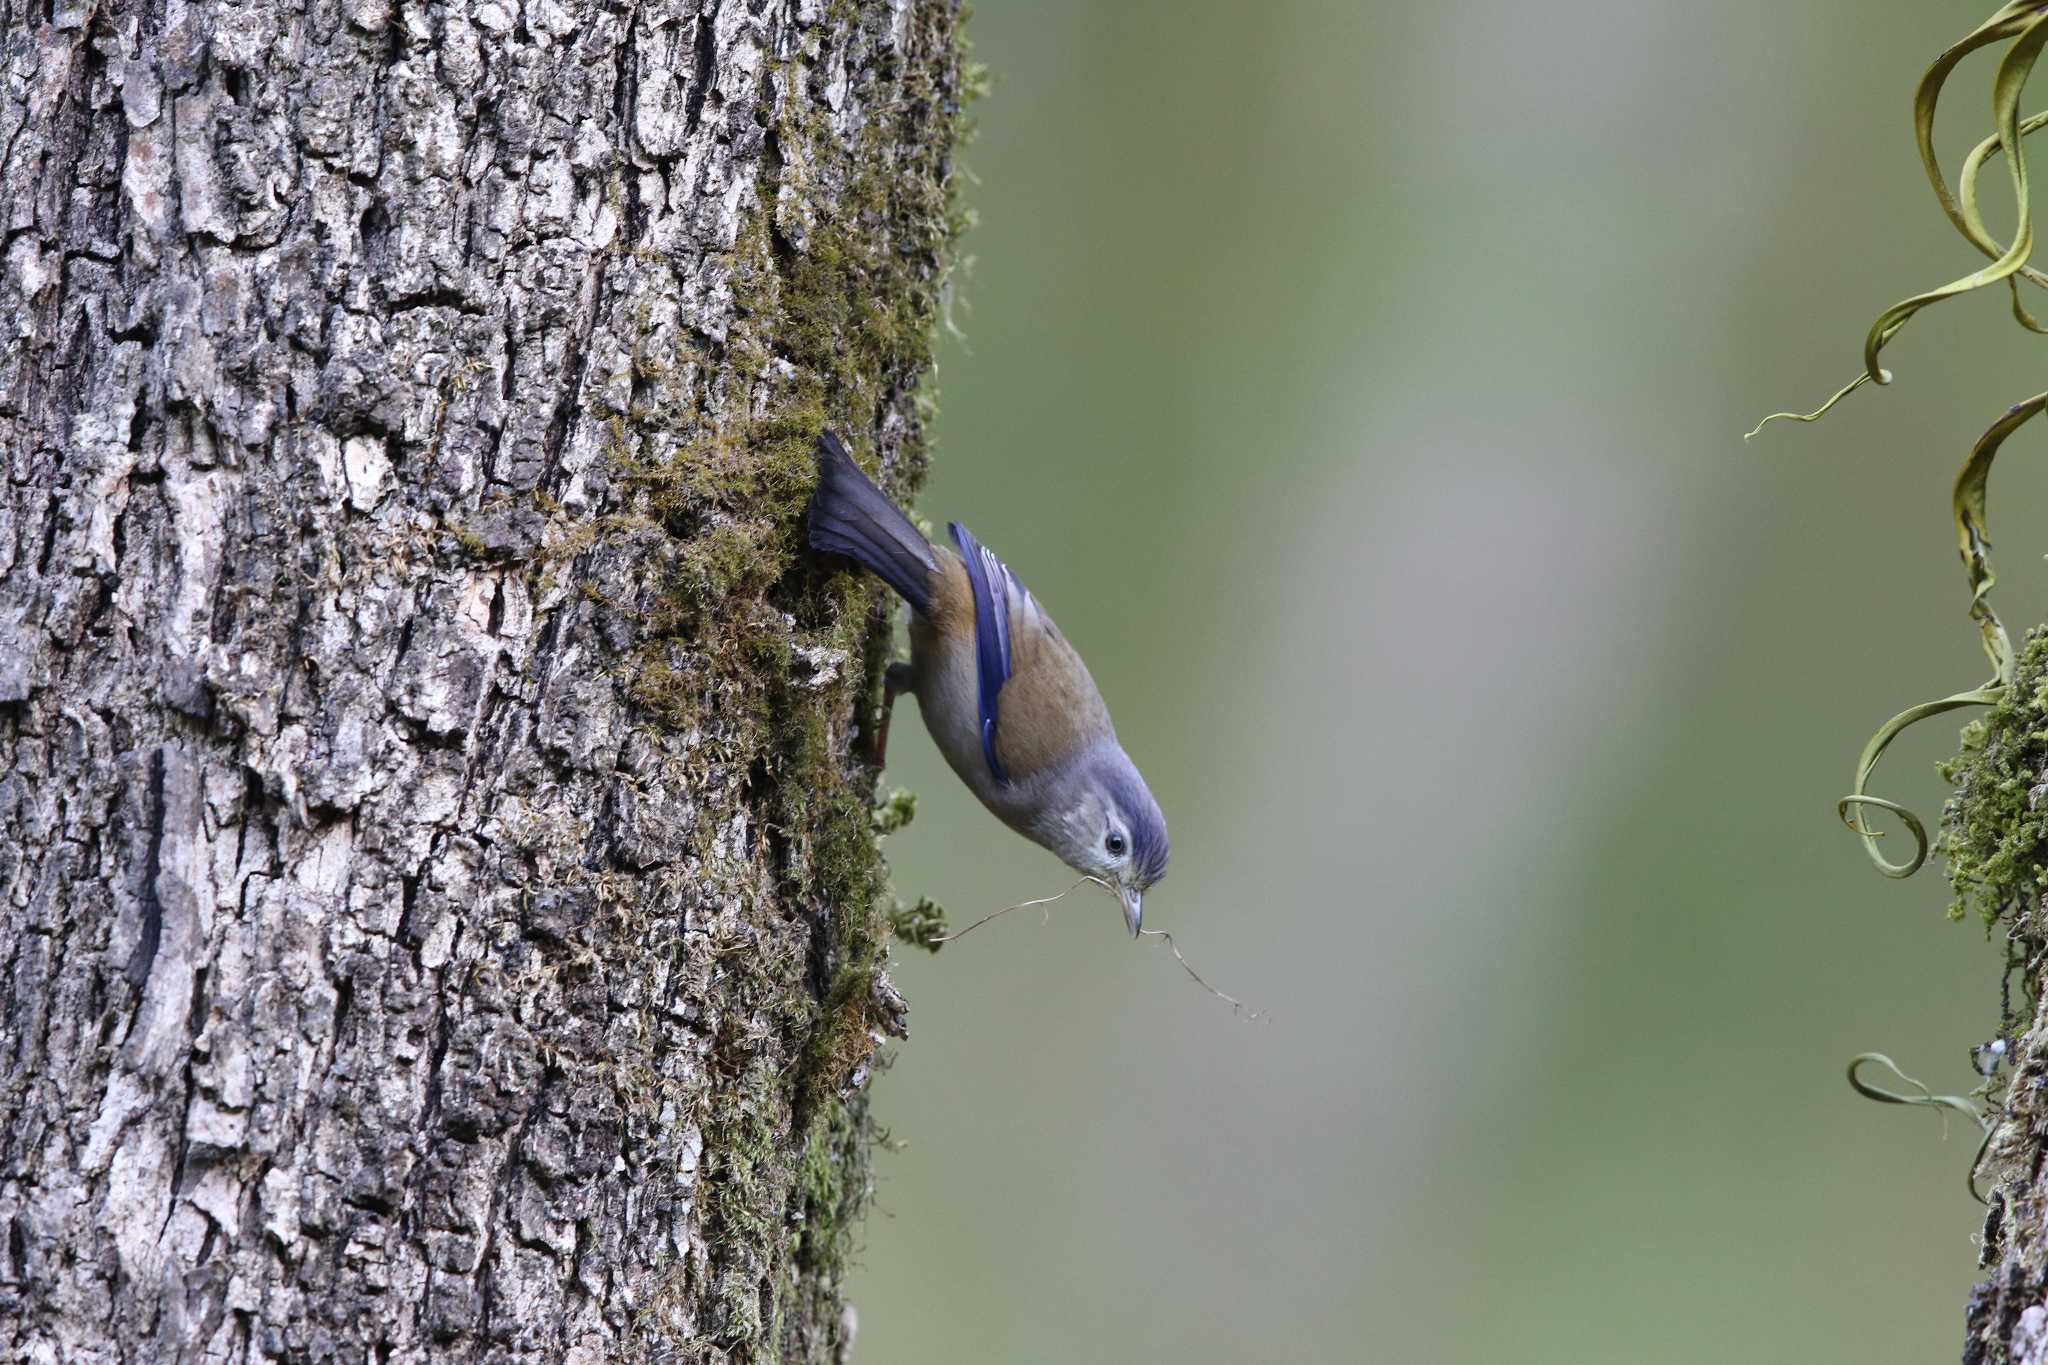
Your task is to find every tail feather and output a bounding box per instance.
[807,430,938,616]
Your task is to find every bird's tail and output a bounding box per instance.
[807,430,938,616]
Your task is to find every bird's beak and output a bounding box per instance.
[1118,883,1143,937]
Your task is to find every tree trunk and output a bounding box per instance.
[1942,634,2048,1365]
[0,0,963,1357]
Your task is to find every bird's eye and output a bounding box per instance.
[1105,832,1127,858]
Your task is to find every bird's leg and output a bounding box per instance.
[873,661,913,768]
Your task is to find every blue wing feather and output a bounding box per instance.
[949,522,1016,785]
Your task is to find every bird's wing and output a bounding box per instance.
[948,522,1018,783]
[948,522,1111,786]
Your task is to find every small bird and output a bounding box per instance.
[807,429,1169,935]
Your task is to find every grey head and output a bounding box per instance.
[1024,741,1169,935]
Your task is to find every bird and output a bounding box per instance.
[806,429,1169,935]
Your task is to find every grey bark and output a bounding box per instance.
[1970,951,2048,1365]
[0,0,962,1359]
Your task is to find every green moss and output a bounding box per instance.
[792,1096,868,1278]
[509,1,982,1357]
[1941,631,2048,930]
[575,5,976,1360]
[442,520,489,557]
[871,788,917,836]
[674,519,788,609]
[888,896,948,952]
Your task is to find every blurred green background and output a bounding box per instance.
[850,2,2048,1360]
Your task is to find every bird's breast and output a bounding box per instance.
[908,614,1006,805]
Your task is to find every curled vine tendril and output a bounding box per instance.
[1846,1053,1999,1202]
[1856,9,2048,381]
[1847,1053,1986,1132]
[1840,688,2004,879]
[1752,4,2048,874]
[1742,371,1882,441]
[1836,386,2046,876]
[1956,111,2048,331]
[1836,795,1931,880]
[1748,4,2048,437]
[1746,1,2048,1199]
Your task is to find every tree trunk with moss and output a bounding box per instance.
[1937,633,2048,1364]
[0,0,961,1358]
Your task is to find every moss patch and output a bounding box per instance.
[1941,631,2048,934]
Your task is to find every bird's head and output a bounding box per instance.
[1039,743,1169,935]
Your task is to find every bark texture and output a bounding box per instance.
[0,0,964,1358]
[1946,635,2048,1365]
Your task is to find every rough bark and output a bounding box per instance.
[1943,634,2048,1365]
[0,0,963,1358]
